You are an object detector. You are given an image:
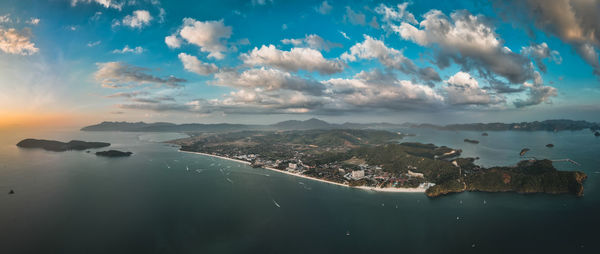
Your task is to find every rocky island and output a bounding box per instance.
[17,139,110,151]
[169,129,586,198]
[464,139,479,144]
[95,150,133,157]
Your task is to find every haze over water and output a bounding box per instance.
[1,129,598,253]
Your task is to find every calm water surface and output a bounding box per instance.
[0,128,599,253]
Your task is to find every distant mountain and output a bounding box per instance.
[81,119,599,133]
[271,118,334,130]
[81,121,261,132]
[408,119,600,132]
[82,118,369,132]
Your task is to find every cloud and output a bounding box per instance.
[27,18,40,25]
[375,2,417,25]
[241,45,344,74]
[341,35,441,83]
[213,67,326,95]
[112,45,144,54]
[0,28,39,55]
[118,102,191,112]
[513,71,557,108]
[178,53,219,75]
[443,71,500,105]
[281,34,342,51]
[494,0,600,76]
[393,10,535,85]
[87,40,101,47]
[122,10,152,29]
[251,0,273,6]
[521,43,562,72]
[514,84,557,108]
[164,34,182,48]
[95,62,186,88]
[324,69,444,111]
[167,18,232,60]
[339,31,350,40]
[107,91,150,98]
[344,7,366,26]
[0,14,10,23]
[316,1,332,15]
[71,0,123,10]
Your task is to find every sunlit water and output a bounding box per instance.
[0,128,599,253]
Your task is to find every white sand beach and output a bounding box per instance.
[181,150,426,193]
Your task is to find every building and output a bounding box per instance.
[288,163,297,170]
[407,170,424,178]
[351,170,365,179]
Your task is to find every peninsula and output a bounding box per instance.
[169,129,586,197]
[16,139,110,152]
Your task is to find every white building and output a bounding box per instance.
[351,170,365,179]
[288,163,297,170]
[407,170,424,178]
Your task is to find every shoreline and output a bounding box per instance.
[180,150,426,193]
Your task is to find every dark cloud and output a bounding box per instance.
[95,62,186,88]
[495,0,600,77]
[394,10,535,84]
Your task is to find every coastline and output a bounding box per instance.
[180,149,426,193]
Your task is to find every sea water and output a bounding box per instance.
[0,128,598,253]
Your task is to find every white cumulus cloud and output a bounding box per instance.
[241,45,344,74]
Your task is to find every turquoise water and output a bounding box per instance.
[0,129,599,253]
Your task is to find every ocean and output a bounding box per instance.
[0,128,598,253]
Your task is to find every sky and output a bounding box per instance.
[1,0,600,127]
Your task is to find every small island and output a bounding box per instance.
[546,144,554,148]
[95,150,133,157]
[17,139,110,152]
[464,139,480,144]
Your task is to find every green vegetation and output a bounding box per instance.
[171,129,587,198]
[16,139,110,152]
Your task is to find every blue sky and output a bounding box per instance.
[1,0,599,126]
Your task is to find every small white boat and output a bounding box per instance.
[346,231,350,236]
[226,178,233,183]
[272,200,280,208]
[186,166,189,171]
[483,200,487,205]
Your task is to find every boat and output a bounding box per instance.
[272,200,280,208]
[346,231,350,236]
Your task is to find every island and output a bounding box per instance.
[95,150,133,157]
[16,139,110,152]
[546,144,554,148]
[464,139,480,144]
[169,129,586,197]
